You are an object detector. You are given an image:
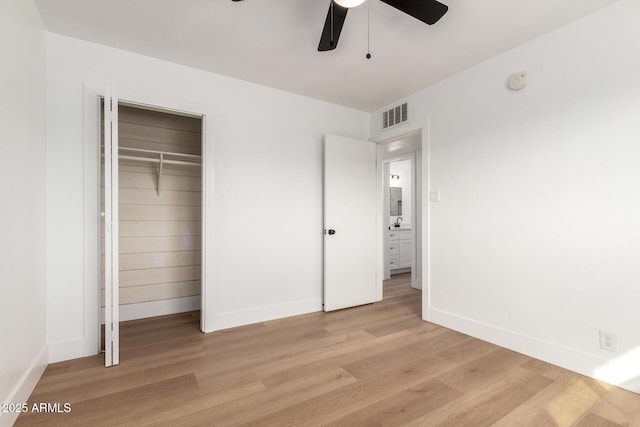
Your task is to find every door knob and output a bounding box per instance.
[328,229,336,235]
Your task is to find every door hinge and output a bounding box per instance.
[106,97,117,122]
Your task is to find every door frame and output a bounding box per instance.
[374,119,431,321]
[82,82,215,358]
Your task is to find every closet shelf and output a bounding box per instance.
[115,147,201,196]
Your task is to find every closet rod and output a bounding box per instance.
[118,146,201,162]
[118,155,200,167]
[104,148,200,196]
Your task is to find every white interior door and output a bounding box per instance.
[324,134,378,311]
[103,89,119,366]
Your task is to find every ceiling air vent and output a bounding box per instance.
[382,102,408,130]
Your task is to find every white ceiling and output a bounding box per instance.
[35,0,618,112]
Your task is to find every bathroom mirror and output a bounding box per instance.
[390,187,402,215]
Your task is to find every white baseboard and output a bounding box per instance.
[101,296,201,323]
[428,307,640,394]
[211,297,322,332]
[1,345,48,427]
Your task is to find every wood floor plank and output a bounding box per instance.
[16,374,199,427]
[27,371,146,406]
[587,386,640,427]
[435,334,500,365]
[542,372,611,412]
[574,413,625,427]
[435,347,531,393]
[325,379,463,426]
[248,330,373,383]
[31,339,205,397]
[363,311,425,337]
[143,329,368,386]
[258,328,439,388]
[406,367,553,427]
[152,366,357,427]
[245,354,457,426]
[103,373,267,427]
[342,330,470,380]
[16,272,640,427]
[494,362,613,427]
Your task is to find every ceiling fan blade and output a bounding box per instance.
[318,1,349,52]
[379,0,448,25]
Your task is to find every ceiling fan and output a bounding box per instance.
[231,0,449,52]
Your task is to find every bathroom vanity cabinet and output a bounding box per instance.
[388,228,412,272]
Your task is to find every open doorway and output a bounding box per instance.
[377,128,424,303]
[384,155,415,279]
[382,152,422,319]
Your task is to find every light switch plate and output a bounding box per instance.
[430,190,441,202]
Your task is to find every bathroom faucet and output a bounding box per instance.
[394,217,403,227]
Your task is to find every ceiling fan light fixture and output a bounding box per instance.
[318,0,448,52]
[334,0,366,8]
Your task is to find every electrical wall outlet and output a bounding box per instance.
[599,330,617,352]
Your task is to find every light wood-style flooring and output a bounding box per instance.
[17,274,640,426]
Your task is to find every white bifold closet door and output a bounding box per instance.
[103,89,120,367]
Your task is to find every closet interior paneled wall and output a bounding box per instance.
[101,104,202,322]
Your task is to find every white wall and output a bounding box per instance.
[46,33,369,362]
[0,0,48,425]
[372,0,640,393]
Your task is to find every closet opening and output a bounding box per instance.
[100,100,204,359]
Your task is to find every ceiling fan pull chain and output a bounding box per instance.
[366,0,371,59]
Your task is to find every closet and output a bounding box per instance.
[100,99,203,365]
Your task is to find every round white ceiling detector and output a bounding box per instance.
[334,0,366,8]
[508,72,529,90]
